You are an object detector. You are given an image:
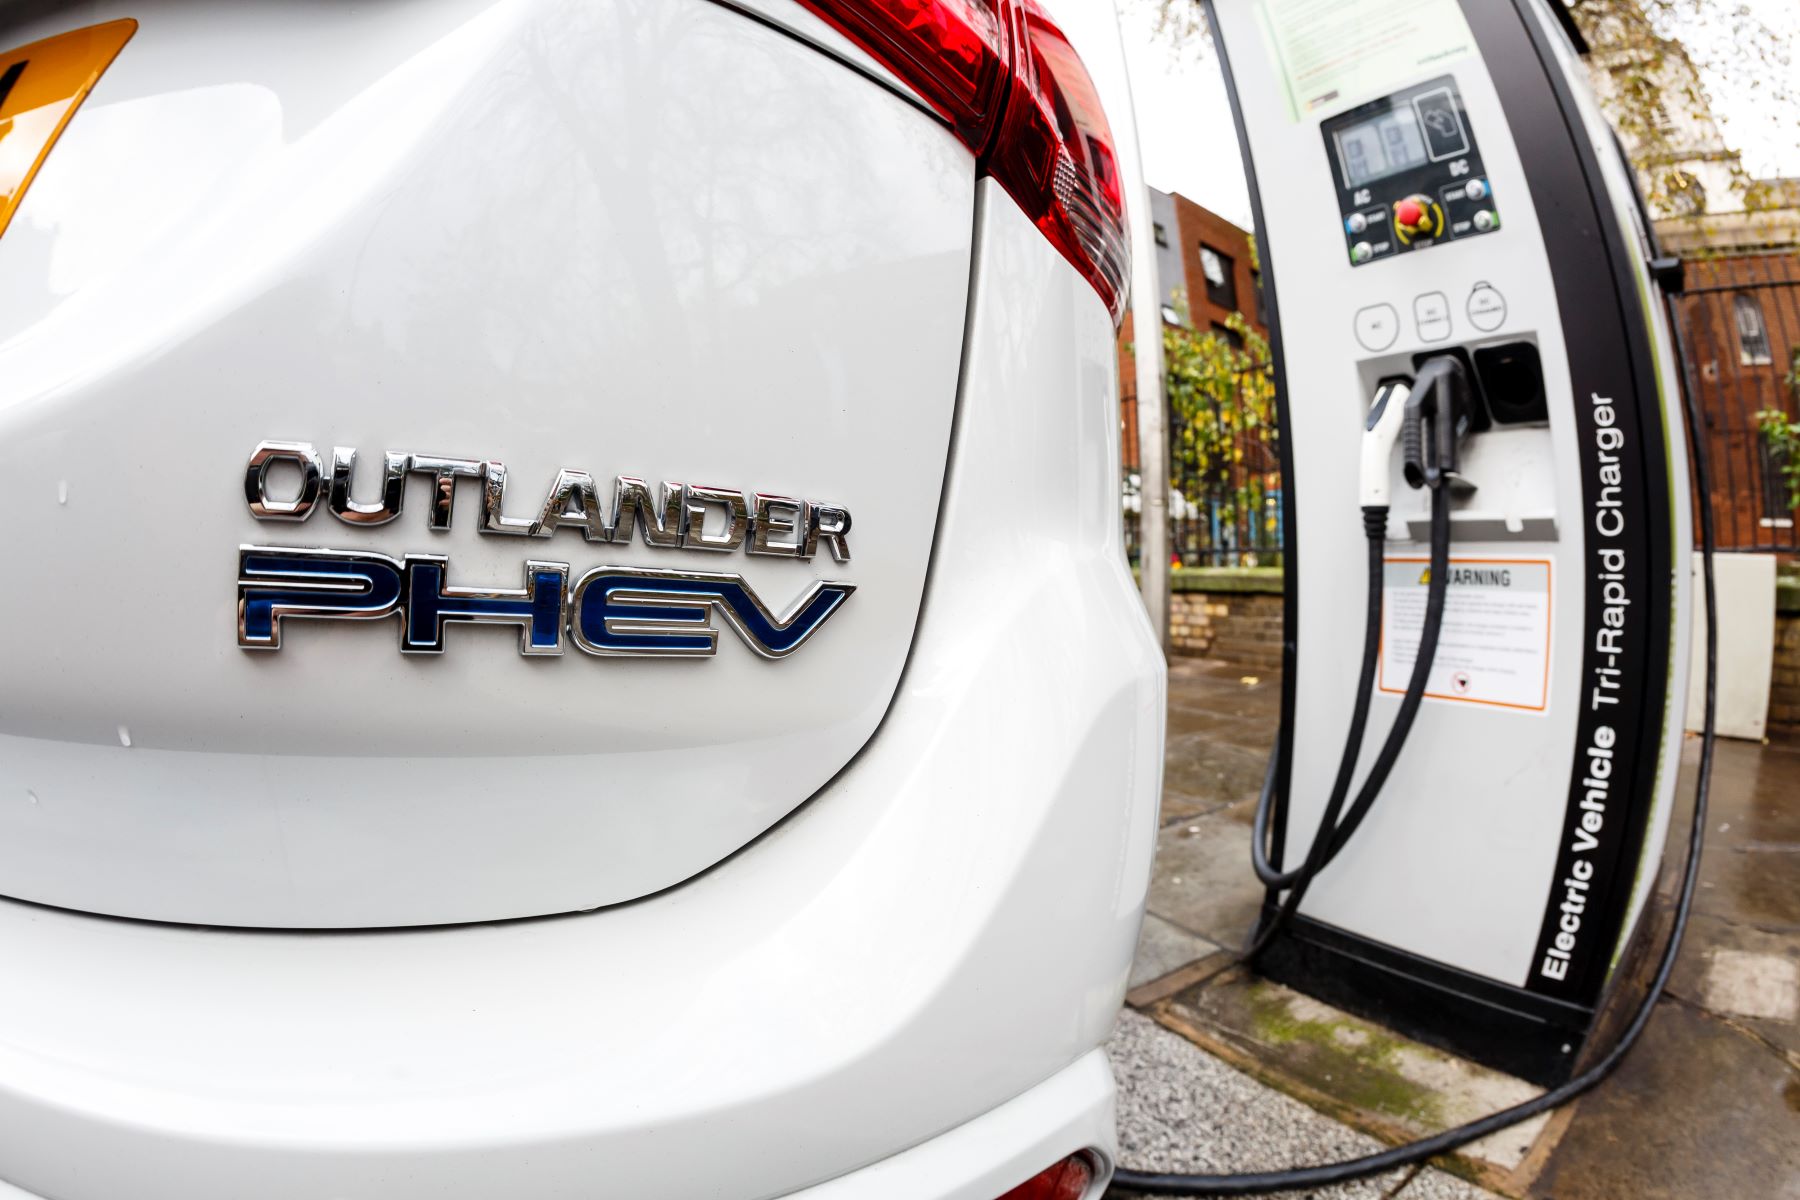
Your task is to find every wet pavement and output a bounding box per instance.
[1107,656,1800,1198]
[1534,730,1800,1199]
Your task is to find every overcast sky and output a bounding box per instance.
[1121,0,1800,229]
[1668,1,1800,181]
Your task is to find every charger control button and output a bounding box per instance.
[1468,282,1508,331]
[1414,292,1452,342]
[1354,303,1401,352]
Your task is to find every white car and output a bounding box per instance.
[0,1,1165,1197]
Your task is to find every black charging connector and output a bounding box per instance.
[1401,355,1476,491]
[1410,347,1492,431]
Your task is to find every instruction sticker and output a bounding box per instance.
[1254,0,1475,122]
[1380,558,1551,711]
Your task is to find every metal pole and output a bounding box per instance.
[1133,232,1171,653]
[1108,6,1171,653]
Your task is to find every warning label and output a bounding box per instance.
[1380,558,1551,711]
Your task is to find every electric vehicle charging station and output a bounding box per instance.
[1202,0,1696,1087]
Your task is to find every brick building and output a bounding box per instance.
[1118,190,1267,471]
[1675,254,1800,554]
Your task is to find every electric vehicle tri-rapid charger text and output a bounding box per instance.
[0,3,1162,1198]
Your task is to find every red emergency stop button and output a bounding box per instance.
[1393,194,1441,245]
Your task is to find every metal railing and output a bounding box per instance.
[1122,365,1285,569]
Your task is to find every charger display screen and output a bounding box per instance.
[1334,108,1428,189]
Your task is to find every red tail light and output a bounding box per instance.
[996,1151,1096,1199]
[797,0,1131,324]
[987,1,1129,323]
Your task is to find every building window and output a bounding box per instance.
[1735,294,1773,366]
[1210,322,1244,351]
[1252,271,1267,328]
[1153,222,1169,248]
[1650,98,1676,138]
[1200,245,1236,311]
[1160,303,1183,326]
[1667,171,1706,216]
[1609,66,1675,139]
[1758,430,1794,527]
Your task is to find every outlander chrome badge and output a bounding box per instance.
[239,441,855,659]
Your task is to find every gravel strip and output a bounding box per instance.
[1105,1009,1501,1200]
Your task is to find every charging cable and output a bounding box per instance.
[1110,361,1720,1196]
[1242,357,1469,959]
[1245,378,1407,896]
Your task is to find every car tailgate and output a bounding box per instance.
[0,0,973,926]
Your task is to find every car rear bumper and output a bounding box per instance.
[0,1053,1115,1200]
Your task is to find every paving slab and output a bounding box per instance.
[1165,707,1277,745]
[1165,659,1284,728]
[1106,1009,1502,1199]
[1130,914,1221,991]
[1161,729,1272,824]
[1701,946,1799,1021]
[1686,739,1800,930]
[1668,912,1800,1059]
[1700,846,1800,932]
[1527,998,1800,1200]
[1145,804,1266,949]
